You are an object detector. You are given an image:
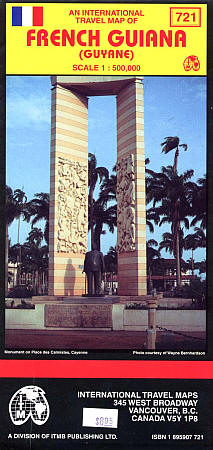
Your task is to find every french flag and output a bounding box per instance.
[12,6,43,26]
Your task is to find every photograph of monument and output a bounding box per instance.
[5,75,206,351]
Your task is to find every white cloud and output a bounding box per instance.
[7,92,50,128]
[6,76,51,129]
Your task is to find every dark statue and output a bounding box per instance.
[83,245,105,296]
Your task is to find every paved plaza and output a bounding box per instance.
[5,329,206,350]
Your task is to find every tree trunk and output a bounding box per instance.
[148,266,153,293]
[33,271,37,294]
[176,229,181,287]
[192,249,194,276]
[90,217,94,250]
[17,245,22,285]
[94,222,102,251]
[89,188,94,250]
[173,147,179,173]
[16,215,21,285]
[38,272,42,295]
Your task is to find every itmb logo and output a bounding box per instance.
[12,6,43,26]
[9,386,50,425]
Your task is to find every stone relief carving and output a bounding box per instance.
[117,154,136,253]
[57,157,87,253]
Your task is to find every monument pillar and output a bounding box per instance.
[49,84,88,296]
[117,79,146,296]
[49,76,146,297]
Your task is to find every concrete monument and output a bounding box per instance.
[49,76,146,297]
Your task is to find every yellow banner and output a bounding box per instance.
[6,3,207,75]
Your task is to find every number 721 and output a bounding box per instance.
[176,12,196,22]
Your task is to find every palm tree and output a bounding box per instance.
[104,246,117,273]
[186,257,195,276]
[146,208,160,233]
[145,161,161,233]
[190,176,206,229]
[184,226,206,275]
[161,136,187,173]
[92,200,116,251]
[13,188,27,285]
[13,188,27,244]
[147,166,195,286]
[26,227,44,248]
[185,227,206,250]
[25,193,49,244]
[146,239,161,292]
[159,230,190,278]
[104,246,117,293]
[8,227,46,293]
[19,228,48,294]
[159,231,178,255]
[99,166,117,203]
[5,186,25,294]
[92,164,118,251]
[159,229,189,254]
[194,259,206,275]
[88,153,109,249]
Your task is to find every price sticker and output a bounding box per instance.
[82,408,118,428]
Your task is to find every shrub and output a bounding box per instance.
[7,285,33,299]
[6,300,35,309]
[170,280,206,308]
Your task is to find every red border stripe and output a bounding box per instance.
[0,361,212,378]
[33,7,43,26]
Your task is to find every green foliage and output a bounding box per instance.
[125,302,146,310]
[25,193,49,244]
[147,165,196,286]
[194,260,206,274]
[104,246,117,273]
[88,153,109,249]
[185,227,206,250]
[6,186,26,226]
[167,279,206,308]
[191,176,206,229]
[7,135,206,295]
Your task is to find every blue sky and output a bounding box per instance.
[6,75,206,265]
